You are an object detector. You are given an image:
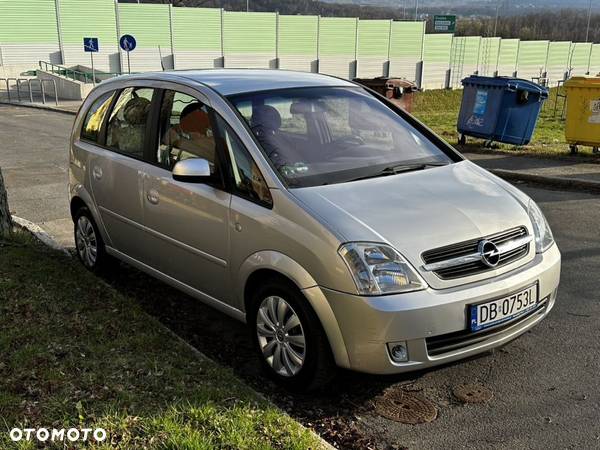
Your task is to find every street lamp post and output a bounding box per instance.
[585,0,593,43]
[493,3,500,37]
[415,0,419,21]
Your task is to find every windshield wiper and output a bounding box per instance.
[349,162,449,182]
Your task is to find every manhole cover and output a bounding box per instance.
[453,383,493,403]
[374,389,437,424]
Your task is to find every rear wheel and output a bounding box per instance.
[250,278,335,391]
[458,134,466,145]
[570,144,579,155]
[74,207,109,273]
[593,146,599,154]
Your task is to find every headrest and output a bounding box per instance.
[289,101,324,115]
[252,105,282,131]
[180,103,210,134]
[123,96,150,125]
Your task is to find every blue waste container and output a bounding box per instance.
[457,76,549,147]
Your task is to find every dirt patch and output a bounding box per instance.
[374,389,438,424]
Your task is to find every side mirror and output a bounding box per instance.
[172,158,212,183]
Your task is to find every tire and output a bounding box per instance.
[570,145,579,155]
[458,134,466,145]
[73,206,110,273]
[249,277,336,391]
[593,147,599,154]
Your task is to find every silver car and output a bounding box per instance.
[69,70,560,390]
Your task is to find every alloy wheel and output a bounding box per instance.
[75,216,98,268]
[256,295,306,377]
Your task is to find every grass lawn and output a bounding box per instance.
[0,233,323,449]
[411,87,600,159]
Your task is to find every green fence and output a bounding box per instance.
[479,37,501,76]
[356,19,391,78]
[389,21,424,81]
[278,15,318,72]
[1,1,599,87]
[172,7,222,70]
[223,11,276,68]
[450,36,481,88]
[118,3,171,72]
[546,42,571,84]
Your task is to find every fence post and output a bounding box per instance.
[54,0,65,65]
[385,19,392,77]
[40,81,46,104]
[168,3,176,70]
[314,15,321,74]
[219,8,225,68]
[114,0,123,74]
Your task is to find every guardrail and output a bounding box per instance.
[0,77,59,106]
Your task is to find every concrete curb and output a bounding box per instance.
[12,215,71,257]
[0,100,78,115]
[490,169,600,194]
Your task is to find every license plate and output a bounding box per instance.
[469,284,538,332]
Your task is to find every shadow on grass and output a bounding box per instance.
[99,261,472,449]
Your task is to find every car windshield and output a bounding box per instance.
[228,86,453,187]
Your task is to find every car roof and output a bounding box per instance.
[109,69,358,96]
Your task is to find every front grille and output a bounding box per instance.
[426,297,548,357]
[422,227,530,280]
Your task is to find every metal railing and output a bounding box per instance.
[38,61,96,84]
[0,77,59,106]
[38,61,122,84]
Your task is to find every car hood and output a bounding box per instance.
[291,161,534,289]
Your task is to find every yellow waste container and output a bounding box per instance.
[564,76,600,154]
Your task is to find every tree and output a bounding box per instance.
[0,168,12,236]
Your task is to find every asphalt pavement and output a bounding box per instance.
[0,104,73,245]
[1,105,599,449]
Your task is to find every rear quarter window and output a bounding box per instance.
[80,91,115,143]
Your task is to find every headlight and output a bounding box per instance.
[338,243,426,295]
[527,199,554,253]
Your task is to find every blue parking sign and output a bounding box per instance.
[83,37,99,53]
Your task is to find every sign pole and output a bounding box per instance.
[127,51,131,74]
[91,52,96,85]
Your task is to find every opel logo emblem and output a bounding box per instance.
[478,240,500,268]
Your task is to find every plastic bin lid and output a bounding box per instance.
[461,75,549,95]
[563,76,600,88]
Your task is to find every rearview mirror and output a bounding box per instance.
[172,158,212,183]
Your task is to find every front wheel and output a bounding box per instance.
[250,278,335,391]
[570,144,579,155]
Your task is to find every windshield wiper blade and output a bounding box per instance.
[349,162,449,182]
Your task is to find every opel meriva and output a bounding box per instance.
[70,70,561,390]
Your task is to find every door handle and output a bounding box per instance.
[146,189,160,205]
[92,166,103,180]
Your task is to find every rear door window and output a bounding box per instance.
[106,87,154,159]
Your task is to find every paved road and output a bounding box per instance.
[1,106,599,449]
[0,104,73,245]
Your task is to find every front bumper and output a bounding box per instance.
[309,243,561,375]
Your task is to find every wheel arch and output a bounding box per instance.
[239,251,350,368]
[69,187,112,247]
